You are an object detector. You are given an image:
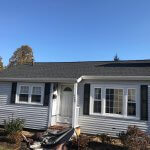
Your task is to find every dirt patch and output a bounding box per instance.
[88,142,127,150]
[21,131,34,138]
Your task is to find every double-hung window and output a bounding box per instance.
[19,86,29,102]
[17,83,44,105]
[127,89,136,116]
[31,87,42,103]
[106,89,123,115]
[93,88,101,113]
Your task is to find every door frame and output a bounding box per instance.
[59,84,74,124]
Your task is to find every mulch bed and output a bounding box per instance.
[88,141,127,150]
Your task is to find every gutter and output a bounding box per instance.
[76,76,150,83]
[0,77,77,83]
[0,76,150,83]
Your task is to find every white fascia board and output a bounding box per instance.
[1,76,150,83]
[0,77,76,83]
[77,76,150,82]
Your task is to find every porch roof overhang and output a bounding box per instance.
[77,75,150,82]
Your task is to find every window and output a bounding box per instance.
[128,89,136,116]
[19,86,29,102]
[31,87,42,103]
[90,84,139,119]
[63,87,72,92]
[93,88,101,113]
[17,84,44,105]
[106,89,123,115]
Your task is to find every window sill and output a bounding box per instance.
[90,113,139,121]
[15,102,43,106]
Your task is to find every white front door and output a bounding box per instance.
[59,85,73,124]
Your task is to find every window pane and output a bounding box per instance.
[31,95,41,103]
[31,87,42,103]
[94,101,101,113]
[128,89,136,116]
[32,87,41,95]
[64,87,72,91]
[119,89,123,95]
[128,103,136,116]
[106,89,109,95]
[19,94,28,102]
[106,89,123,114]
[93,88,101,113]
[20,86,29,94]
[94,88,101,100]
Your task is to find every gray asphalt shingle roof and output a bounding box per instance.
[0,60,150,79]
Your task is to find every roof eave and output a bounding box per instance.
[77,76,150,82]
[0,77,77,83]
[0,76,150,83]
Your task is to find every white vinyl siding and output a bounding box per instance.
[79,115,148,137]
[0,82,48,130]
[78,81,150,136]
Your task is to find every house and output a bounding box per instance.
[0,60,150,137]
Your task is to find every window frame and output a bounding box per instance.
[105,88,124,116]
[93,88,102,114]
[90,84,140,120]
[90,85,103,115]
[127,88,137,117]
[16,83,44,105]
[18,85,30,103]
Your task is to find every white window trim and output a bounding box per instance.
[90,84,140,120]
[104,87,124,117]
[127,88,138,118]
[90,87,102,115]
[16,83,44,105]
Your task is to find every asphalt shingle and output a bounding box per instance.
[0,60,150,79]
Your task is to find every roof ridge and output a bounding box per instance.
[35,59,150,64]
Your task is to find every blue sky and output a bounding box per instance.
[0,0,150,65]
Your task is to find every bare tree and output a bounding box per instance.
[8,45,34,67]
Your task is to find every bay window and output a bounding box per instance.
[16,83,44,105]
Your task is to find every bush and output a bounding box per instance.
[7,131,22,144]
[4,115,24,144]
[119,125,150,150]
[4,117,24,135]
